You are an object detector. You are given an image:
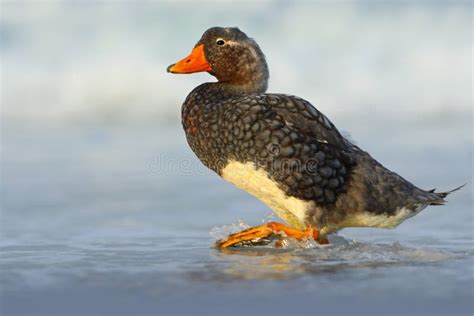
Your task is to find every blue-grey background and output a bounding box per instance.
[1,1,473,316]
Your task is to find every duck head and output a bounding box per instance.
[167,27,269,93]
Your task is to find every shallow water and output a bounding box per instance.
[1,235,473,316]
[1,123,473,316]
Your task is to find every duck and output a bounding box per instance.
[167,27,461,248]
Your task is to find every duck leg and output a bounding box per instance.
[217,222,320,248]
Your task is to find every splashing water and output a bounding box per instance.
[209,219,462,266]
[209,219,252,241]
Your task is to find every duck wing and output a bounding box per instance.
[263,94,355,152]
[262,95,460,217]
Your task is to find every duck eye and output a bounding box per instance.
[216,39,225,46]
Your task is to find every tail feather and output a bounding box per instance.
[429,184,466,205]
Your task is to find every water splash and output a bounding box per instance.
[210,221,460,267]
[209,219,252,241]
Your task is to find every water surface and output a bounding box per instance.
[1,124,472,316]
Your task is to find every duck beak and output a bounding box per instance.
[167,44,212,74]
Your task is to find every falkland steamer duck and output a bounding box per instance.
[167,27,461,248]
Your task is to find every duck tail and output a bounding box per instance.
[428,184,466,205]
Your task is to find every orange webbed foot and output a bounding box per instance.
[217,222,320,248]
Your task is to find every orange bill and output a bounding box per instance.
[167,44,212,74]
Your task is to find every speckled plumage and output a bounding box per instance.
[171,27,458,236]
[182,84,354,206]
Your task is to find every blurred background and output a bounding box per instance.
[1,1,472,316]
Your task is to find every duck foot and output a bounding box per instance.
[217,222,321,248]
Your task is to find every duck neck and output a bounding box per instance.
[214,61,269,95]
[216,79,267,95]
